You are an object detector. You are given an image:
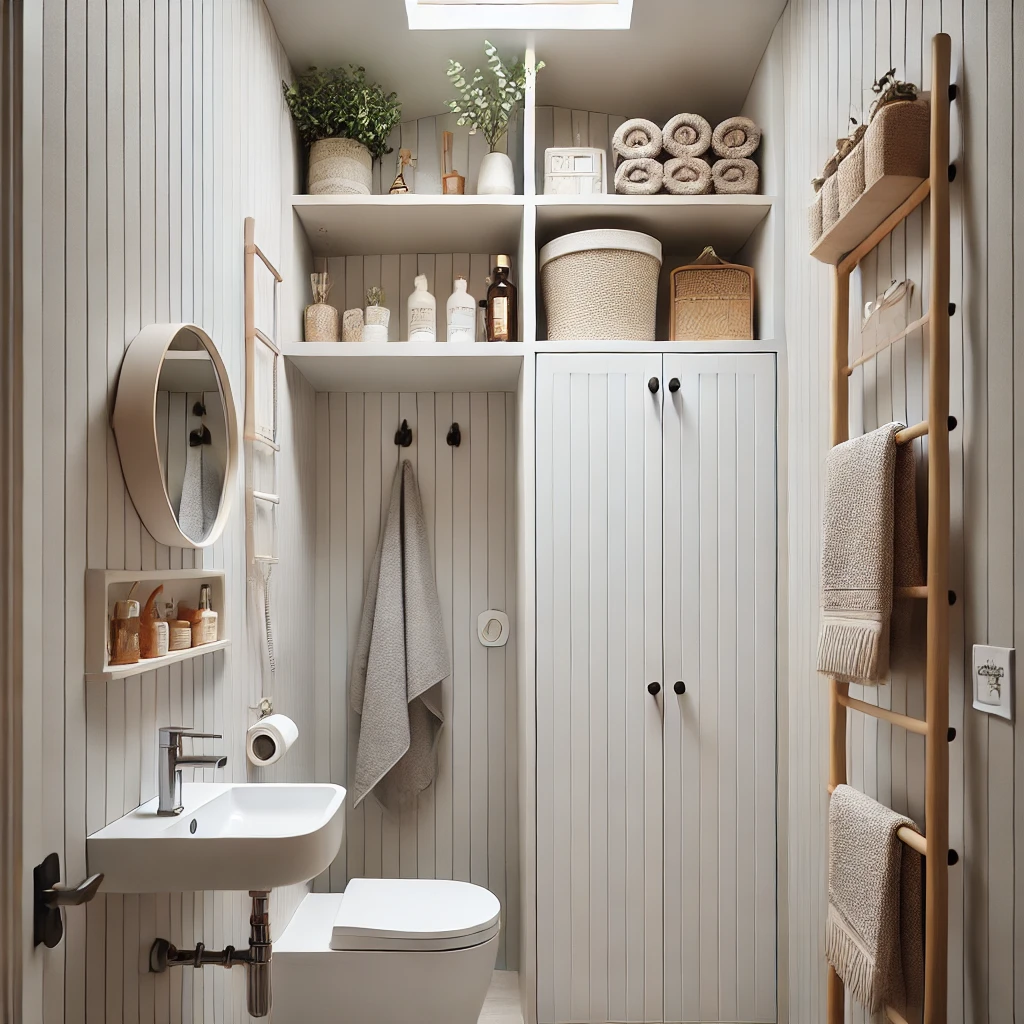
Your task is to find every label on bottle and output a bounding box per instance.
[447,303,475,343]
[408,306,435,340]
[491,297,508,340]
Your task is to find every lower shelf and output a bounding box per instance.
[87,639,230,683]
[284,342,525,392]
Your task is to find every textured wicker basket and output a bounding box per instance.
[837,140,866,216]
[539,229,663,341]
[305,303,340,342]
[670,246,755,341]
[865,99,930,187]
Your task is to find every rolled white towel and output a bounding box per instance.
[663,156,712,195]
[712,116,762,159]
[712,158,760,195]
[662,113,712,158]
[614,158,663,195]
[612,118,662,161]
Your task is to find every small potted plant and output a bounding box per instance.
[283,66,402,195]
[363,286,391,342]
[446,42,543,195]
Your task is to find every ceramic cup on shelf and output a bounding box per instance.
[363,305,391,342]
[477,151,515,196]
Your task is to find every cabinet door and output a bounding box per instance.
[661,354,777,1024]
[536,355,665,1024]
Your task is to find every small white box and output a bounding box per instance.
[544,147,607,195]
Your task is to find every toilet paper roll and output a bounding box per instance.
[246,714,299,767]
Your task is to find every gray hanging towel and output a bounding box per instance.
[178,442,222,544]
[349,460,449,812]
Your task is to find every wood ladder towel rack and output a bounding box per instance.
[823,33,952,1024]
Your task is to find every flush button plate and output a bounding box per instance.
[972,644,1014,721]
[477,610,510,647]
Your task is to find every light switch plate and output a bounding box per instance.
[972,644,1014,721]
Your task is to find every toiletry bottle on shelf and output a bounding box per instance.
[109,582,141,666]
[191,583,218,647]
[486,256,517,342]
[447,277,477,343]
[407,274,437,342]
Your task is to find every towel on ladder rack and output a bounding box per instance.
[349,460,450,812]
[827,784,924,1016]
[817,422,923,683]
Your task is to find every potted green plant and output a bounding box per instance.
[283,66,402,195]
[446,42,543,195]
[363,286,390,342]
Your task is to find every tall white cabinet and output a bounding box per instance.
[535,353,778,1024]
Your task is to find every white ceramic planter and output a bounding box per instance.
[477,151,515,196]
[361,324,389,343]
[308,138,373,196]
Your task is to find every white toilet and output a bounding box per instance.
[274,878,501,1024]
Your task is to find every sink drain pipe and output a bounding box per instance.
[149,890,272,1018]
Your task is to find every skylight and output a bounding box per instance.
[405,0,633,31]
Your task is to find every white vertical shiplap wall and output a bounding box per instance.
[19,2,315,1022]
[314,390,520,970]
[782,1,1022,1021]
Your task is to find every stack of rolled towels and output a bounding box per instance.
[612,114,761,196]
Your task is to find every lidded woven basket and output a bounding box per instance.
[670,246,755,341]
[539,229,663,341]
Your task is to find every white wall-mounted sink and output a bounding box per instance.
[87,783,346,892]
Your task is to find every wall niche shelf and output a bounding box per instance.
[85,568,229,683]
[535,194,775,255]
[292,194,526,257]
[284,341,524,393]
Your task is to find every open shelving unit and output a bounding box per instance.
[85,568,230,683]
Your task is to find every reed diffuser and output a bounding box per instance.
[305,270,340,342]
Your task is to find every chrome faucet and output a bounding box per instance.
[158,727,227,816]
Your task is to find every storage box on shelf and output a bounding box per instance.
[85,569,229,682]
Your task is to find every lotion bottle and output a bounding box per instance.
[446,277,476,343]
[407,275,437,342]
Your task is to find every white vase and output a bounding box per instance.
[477,151,516,196]
[308,138,372,195]
[363,306,390,342]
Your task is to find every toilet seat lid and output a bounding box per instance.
[330,878,501,952]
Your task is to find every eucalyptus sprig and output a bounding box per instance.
[283,66,402,159]
[446,42,544,152]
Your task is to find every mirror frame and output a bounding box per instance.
[112,323,239,549]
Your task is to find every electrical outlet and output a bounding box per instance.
[972,645,1015,721]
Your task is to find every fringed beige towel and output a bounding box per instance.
[827,785,924,1016]
[817,422,921,683]
[350,460,450,812]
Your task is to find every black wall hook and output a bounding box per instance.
[446,422,461,447]
[190,400,212,446]
[394,419,413,447]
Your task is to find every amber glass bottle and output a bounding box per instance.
[486,256,518,342]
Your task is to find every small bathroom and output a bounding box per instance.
[1,1,1019,1023]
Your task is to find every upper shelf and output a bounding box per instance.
[535,194,775,257]
[293,194,525,257]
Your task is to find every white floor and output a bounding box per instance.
[479,971,524,1024]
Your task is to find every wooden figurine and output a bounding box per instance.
[441,131,465,195]
[389,148,414,194]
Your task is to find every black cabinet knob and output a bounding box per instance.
[648,377,660,394]
[648,681,661,696]
[673,681,686,695]
[668,378,680,393]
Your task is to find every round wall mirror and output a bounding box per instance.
[112,323,239,549]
